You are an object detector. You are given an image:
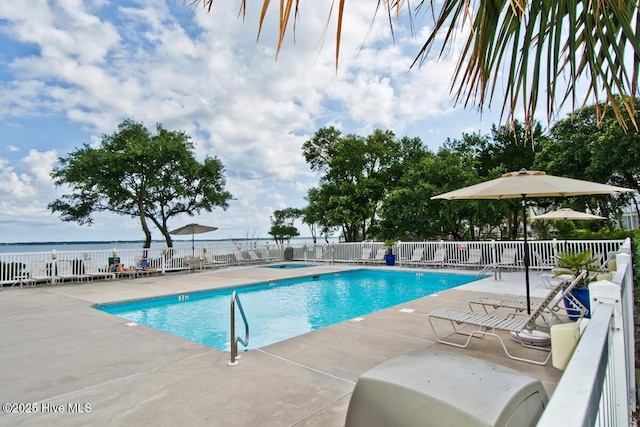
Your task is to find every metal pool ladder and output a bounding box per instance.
[228,291,249,366]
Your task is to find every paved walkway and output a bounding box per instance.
[0,264,563,426]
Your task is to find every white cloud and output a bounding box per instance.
[0,0,501,243]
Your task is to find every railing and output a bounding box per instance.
[228,291,249,366]
[299,239,623,269]
[536,239,636,426]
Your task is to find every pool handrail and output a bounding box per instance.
[228,291,250,366]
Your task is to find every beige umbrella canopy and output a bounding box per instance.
[532,208,605,241]
[432,169,635,314]
[432,169,634,200]
[169,223,218,255]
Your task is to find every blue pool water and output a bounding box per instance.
[96,270,480,351]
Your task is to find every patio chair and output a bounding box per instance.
[532,252,556,271]
[259,248,278,263]
[184,256,204,272]
[247,250,268,264]
[422,248,447,268]
[459,248,483,269]
[56,260,89,283]
[351,247,372,264]
[233,249,255,265]
[467,271,588,328]
[404,247,424,266]
[496,247,519,270]
[427,276,579,364]
[203,252,228,268]
[82,259,115,281]
[29,261,52,286]
[367,248,387,265]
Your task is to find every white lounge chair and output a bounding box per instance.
[497,247,519,270]
[404,248,424,266]
[203,252,228,268]
[426,275,583,365]
[532,251,556,271]
[422,248,447,267]
[259,248,278,263]
[56,260,89,283]
[352,247,372,264]
[82,259,115,281]
[467,272,588,328]
[459,248,482,269]
[29,261,52,285]
[234,249,255,265]
[367,248,387,265]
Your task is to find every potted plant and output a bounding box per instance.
[384,240,396,266]
[554,250,601,320]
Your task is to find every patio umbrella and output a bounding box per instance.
[432,169,634,314]
[531,208,605,241]
[169,223,218,255]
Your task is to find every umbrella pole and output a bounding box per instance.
[192,233,195,256]
[522,197,532,315]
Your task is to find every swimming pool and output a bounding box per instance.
[96,269,480,351]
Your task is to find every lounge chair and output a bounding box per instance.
[404,248,424,266]
[56,260,89,283]
[184,256,204,272]
[29,261,52,286]
[259,248,278,263]
[203,252,228,268]
[234,249,255,265]
[367,248,387,265]
[532,252,556,271]
[247,250,268,264]
[352,247,372,264]
[459,248,482,269]
[82,259,115,281]
[422,248,447,268]
[467,272,588,328]
[426,274,585,364]
[497,247,519,270]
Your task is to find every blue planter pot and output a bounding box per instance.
[384,254,396,266]
[563,286,591,321]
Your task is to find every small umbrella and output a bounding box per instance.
[531,208,605,241]
[432,169,634,314]
[169,223,218,255]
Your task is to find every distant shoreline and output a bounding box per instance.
[0,237,337,246]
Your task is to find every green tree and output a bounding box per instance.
[49,119,233,248]
[195,1,640,133]
[269,208,302,245]
[534,97,640,226]
[302,127,415,241]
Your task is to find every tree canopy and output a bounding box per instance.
[269,208,302,245]
[296,113,635,242]
[49,119,233,247]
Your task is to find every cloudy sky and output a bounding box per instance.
[0,0,507,243]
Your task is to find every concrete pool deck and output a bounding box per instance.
[1,264,564,426]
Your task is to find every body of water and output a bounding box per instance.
[0,237,339,254]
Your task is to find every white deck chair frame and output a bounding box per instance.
[405,248,424,266]
[422,248,446,267]
[459,248,482,268]
[467,272,588,328]
[426,275,586,365]
[497,247,519,270]
[82,259,115,281]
